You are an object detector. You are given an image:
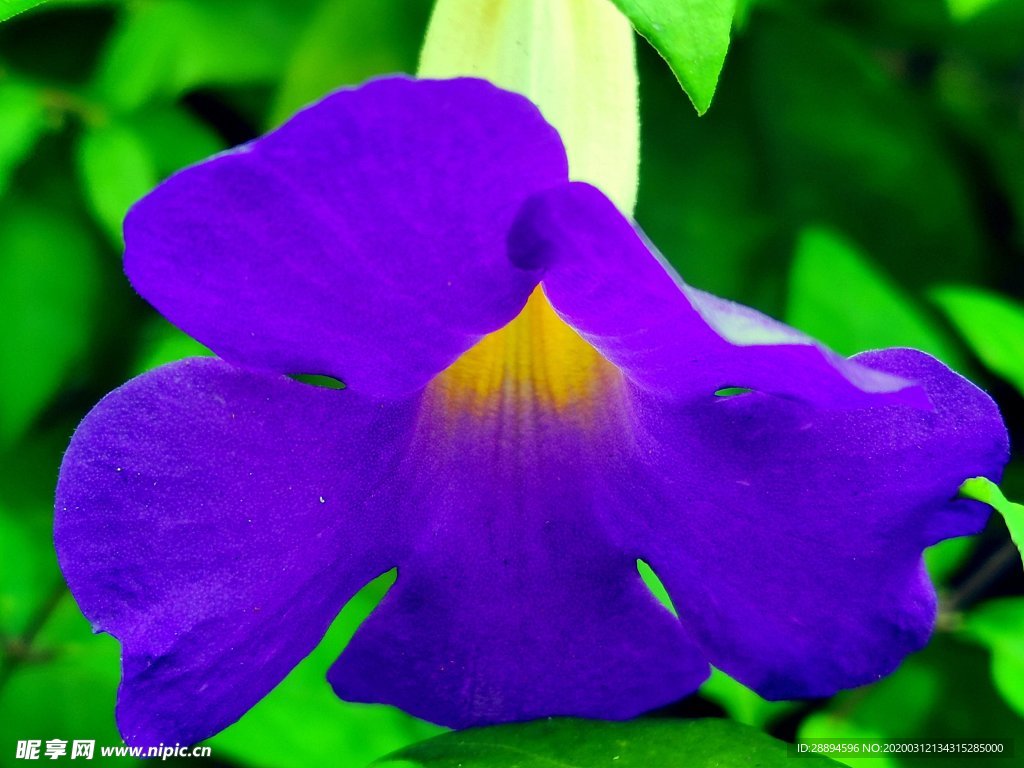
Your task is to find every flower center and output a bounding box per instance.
[431,287,619,416]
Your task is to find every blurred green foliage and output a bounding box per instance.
[1,0,1023,765]
[961,598,1024,718]
[787,227,966,369]
[799,634,1024,768]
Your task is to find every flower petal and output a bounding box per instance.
[508,182,1009,698]
[327,387,709,728]
[510,182,930,409]
[125,77,567,398]
[54,358,420,745]
[624,349,1007,698]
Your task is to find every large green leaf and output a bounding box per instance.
[0,78,47,194]
[210,571,442,768]
[961,598,1024,718]
[0,203,99,446]
[610,0,735,114]
[378,718,839,767]
[0,0,47,23]
[76,122,157,246]
[931,286,1024,397]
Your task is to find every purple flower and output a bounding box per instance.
[55,76,1008,747]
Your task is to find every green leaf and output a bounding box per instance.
[931,286,1024,397]
[960,598,1024,718]
[959,477,1024,565]
[0,203,99,446]
[270,0,429,127]
[210,571,442,767]
[609,0,735,114]
[0,0,47,23]
[787,227,967,370]
[0,79,47,194]
[378,718,840,767]
[76,122,157,246]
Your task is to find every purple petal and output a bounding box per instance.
[54,358,420,745]
[328,375,709,727]
[511,182,930,410]
[625,349,1006,698]
[507,182,1008,698]
[125,77,568,398]
[61,157,1010,741]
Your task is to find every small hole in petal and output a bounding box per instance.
[637,559,678,618]
[290,374,347,390]
[714,387,754,398]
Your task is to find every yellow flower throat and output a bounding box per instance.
[433,287,619,415]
